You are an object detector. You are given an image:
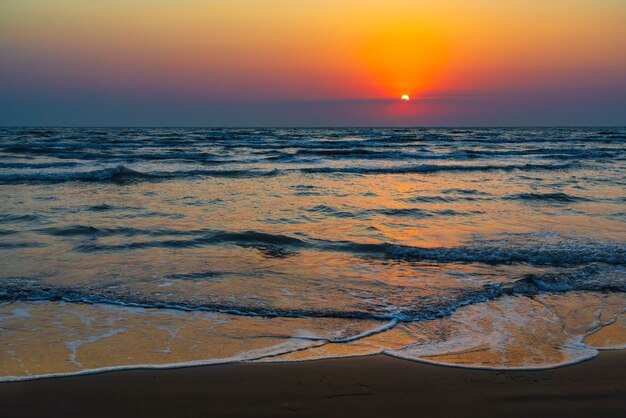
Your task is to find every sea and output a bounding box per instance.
[0,127,624,380]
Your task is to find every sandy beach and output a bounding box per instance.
[2,352,625,417]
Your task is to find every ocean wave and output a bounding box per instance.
[401,195,489,203]
[0,165,281,184]
[442,188,492,195]
[450,147,618,160]
[0,242,47,249]
[298,162,577,175]
[0,165,154,183]
[313,233,626,266]
[38,225,206,238]
[1,266,622,323]
[70,229,307,257]
[0,161,81,169]
[370,208,482,218]
[295,148,380,156]
[86,204,131,212]
[0,214,45,224]
[512,266,626,293]
[33,226,309,256]
[210,230,305,246]
[504,192,591,203]
[260,146,618,164]
[375,240,626,266]
[0,278,386,320]
[30,224,626,267]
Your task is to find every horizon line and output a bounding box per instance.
[1,125,624,129]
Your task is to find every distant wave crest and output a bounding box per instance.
[299,162,577,175]
[0,165,280,184]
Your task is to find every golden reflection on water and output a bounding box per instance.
[3,170,623,291]
[10,168,624,246]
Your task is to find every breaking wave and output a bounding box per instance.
[1,265,623,322]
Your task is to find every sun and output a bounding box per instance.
[401,94,410,101]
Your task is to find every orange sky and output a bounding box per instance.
[1,0,625,125]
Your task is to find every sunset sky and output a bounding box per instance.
[1,0,625,126]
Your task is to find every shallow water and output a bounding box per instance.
[0,127,624,379]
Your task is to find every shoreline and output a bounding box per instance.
[2,351,625,417]
[0,348,613,384]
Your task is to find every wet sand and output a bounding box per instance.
[1,352,625,418]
